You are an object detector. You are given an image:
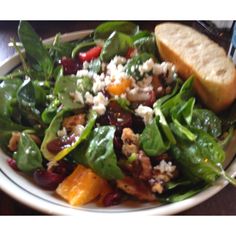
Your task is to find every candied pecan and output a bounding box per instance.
[121,128,139,157]
[117,176,156,202]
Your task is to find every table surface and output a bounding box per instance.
[0,21,236,215]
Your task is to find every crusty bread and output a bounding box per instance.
[155,23,236,112]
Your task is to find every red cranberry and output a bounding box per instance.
[132,115,145,134]
[107,101,132,128]
[47,134,76,154]
[7,158,18,171]
[59,57,81,75]
[103,191,122,207]
[33,168,65,190]
[52,160,75,177]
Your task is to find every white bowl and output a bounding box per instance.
[0,30,236,215]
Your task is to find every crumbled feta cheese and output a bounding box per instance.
[84,92,94,104]
[137,76,153,87]
[92,92,108,115]
[69,91,84,104]
[113,56,127,65]
[83,61,89,69]
[135,105,154,124]
[138,58,155,75]
[73,124,85,136]
[57,127,67,137]
[152,62,176,84]
[92,79,106,93]
[92,104,107,116]
[154,160,176,175]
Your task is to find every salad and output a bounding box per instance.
[0,21,236,207]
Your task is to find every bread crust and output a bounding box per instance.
[155,23,236,112]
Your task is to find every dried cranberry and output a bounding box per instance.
[60,57,81,75]
[132,115,145,133]
[107,101,132,128]
[7,158,18,171]
[33,168,65,190]
[47,134,76,154]
[103,191,122,207]
[52,160,75,177]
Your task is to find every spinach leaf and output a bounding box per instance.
[14,132,42,173]
[134,35,157,55]
[140,118,170,156]
[41,110,66,160]
[72,126,124,180]
[94,21,139,40]
[170,128,231,184]
[54,75,93,110]
[41,98,60,124]
[100,32,132,62]
[161,77,194,116]
[131,31,152,42]
[159,182,207,203]
[125,53,153,80]
[51,111,97,163]
[191,109,222,138]
[16,78,44,128]
[0,79,22,118]
[49,33,76,62]
[18,21,53,80]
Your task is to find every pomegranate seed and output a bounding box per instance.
[60,57,81,75]
[7,158,18,171]
[33,168,65,190]
[103,191,122,207]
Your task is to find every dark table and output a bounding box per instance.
[0,21,236,215]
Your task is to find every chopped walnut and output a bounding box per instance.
[8,132,41,152]
[62,114,86,132]
[121,128,139,157]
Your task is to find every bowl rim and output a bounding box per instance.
[0,29,236,215]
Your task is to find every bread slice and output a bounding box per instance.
[155,23,236,112]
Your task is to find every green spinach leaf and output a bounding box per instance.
[191,109,222,138]
[134,35,157,55]
[72,126,124,180]
[54,75,93,110]
[18,21,53,80]
[100,32,132,62]
[14,132,42,173]
[140,118,170,156]
[94,21,139,41]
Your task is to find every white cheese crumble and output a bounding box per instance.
[83,61,89,69]
[84,91,94,104]
[92,92,109,115]
[135,105,154,124]
[69,91,84,104]
[154,160,176,175]
[73,124,85,136]
[139,58,155,75]
[57,127,67,137]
